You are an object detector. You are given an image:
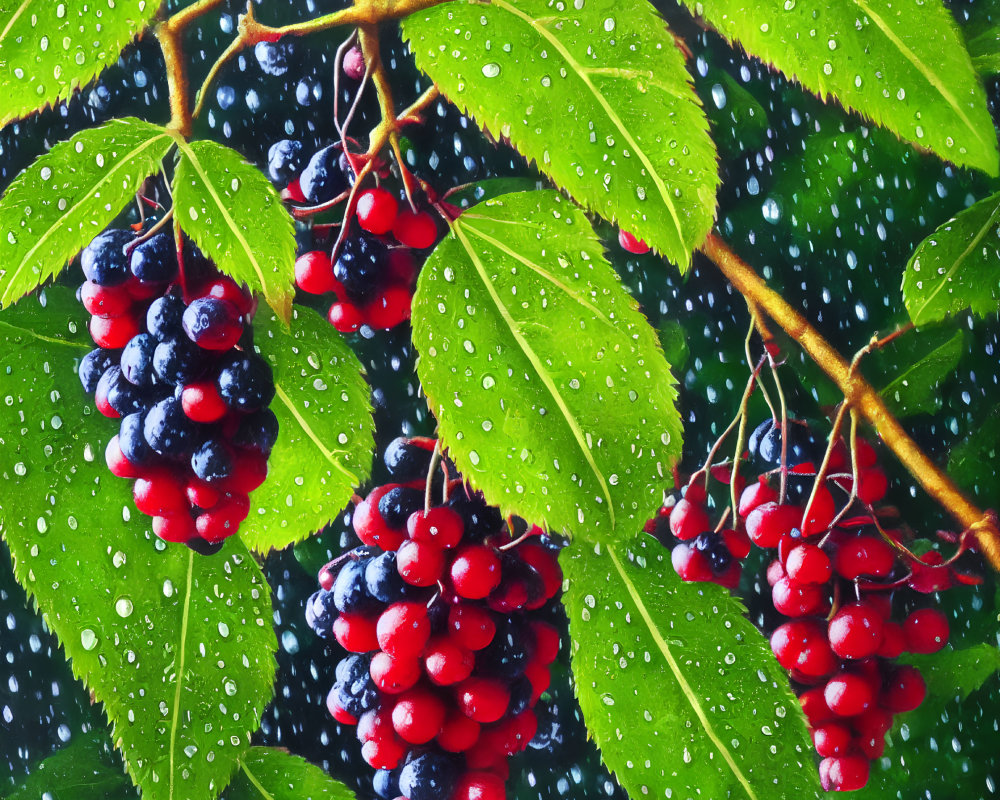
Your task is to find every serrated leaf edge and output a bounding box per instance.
[594,543,759,800]
[0,128,177,308]
[851,0,992,159]
[904,193,1000,325]
[450,217,616,528]
[486,0,689,256]
[173,141,293,323]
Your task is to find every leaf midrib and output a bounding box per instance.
[879,331,962,399]
[487,0,687,251]
[167,549,195,800]
[0,318,90,350]
[452,219,616,527]
[0,0,30,47]
[240,758,276,800]
[908,195,1000,323]
[852,0,989,153]
[0,124,175,307]
[606,544,757,800]
[274,382,358,485]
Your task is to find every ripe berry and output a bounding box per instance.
[377,601,431,659]
[456,677,510,723]
[300,144,349,204]
[182,297,244,350]
[129,233,176,283]
[81,281,132,317]
[408,507,465,549]
[365,285,412,329]
[772,577,826,617]
[819,755,870,792]
[181,381,228,423]
[295,250,339,295]
[823,673,874,716]
[216,352,275,412]
[393,208,438,248]
[89,313,140,349]
[328,300,365,332]
[745,502,801,548]
[356,187,399,235]
[903,608,949,653]
[333,612,380,653]
[827,601,884,659]
[617,229,649,254]
[770,619,837,677]
[437,710,481,752]
[785,543,831,584]
[833,535,896,579]
[399,753,458,800]
[370,651,421,695]
[450,545,502,599]
[448,603,496,651]
[343,45,366,80]
[267,139,304,184]
[391,688,446,744]
[424,636,475,686]
[81,229,132,286]
[361,736,407,770]
[811,722,852,757]
[396,539,446,586]
[667,497,710,541]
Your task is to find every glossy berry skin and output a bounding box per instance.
[79,348,119,392]
[81,281,132,317]
[89,314,140,349]
[785,543,831,584]
[334,612,380,653]
[376,601,431,659]
[823,673,874,716]
[882,665,926,712]
[745,502,801,548]
[393,209,438,248]
[119,334,157,386]
[180,381,228,423]
[182,297,244,350]
[216,352,275,412]
[452,771,506,800]
[328,300,365,332]
[267,139,304,183]
[617,229,649,254]
[407,507,464,549]
[819,756,870,792]
[190,438,234,483]
[81,229,132,286]
[457,677,510,723]
[294,250,339,295]
[450,545,502,599]
[828,602,884,659]
[902,608,949,653]
[370,651,421,694]
[356,187,399,235]
[833,536,896,579]
[448,604,496,651]
[396,539,446,587]
[770,619,837,677]
[391,688,446,744]
[153,337,205,384]
[147,292,186,340]
[129,233,176,283]
[668,497,710,541]
[300,144,349,204]
[399,753,457,800]
[365,286,412,330]
[772,577,826,617]
[143,397,198,457]
[424,636,475,686]
[333,234,389,304]
[342,45,366,80]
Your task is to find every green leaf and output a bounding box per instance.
[656,319,690,375]
[173,140,296,323]
[0,118,175,308]
[678,0,999,176]
[948,407,1000,503]
[240,306,374,552]
[402,0,719,270]
[901,645,1000,706]
[4,731,135,800]
[902,190,1000,325]
[0,289,276,800]
[412,190,681,538]
[0,0,160,127]
[873,328,965,416]
[562,536,821,800]
[965,21,1000,77]
[221,747,356,800]
[443,177,545,210]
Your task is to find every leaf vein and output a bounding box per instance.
[240,759,276,800]
[274,383,358,486]
[167,549,195,800]
[453,220,615,527]
[606,544,757,800]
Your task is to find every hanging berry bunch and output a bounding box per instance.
[645,356,982,792]
[77,220,278,554]
[305,437,563,800]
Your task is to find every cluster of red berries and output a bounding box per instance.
[305,437,562,800]
[648,417,975,791]
[76,226,276,554]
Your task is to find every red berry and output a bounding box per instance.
[617,228,649,254]
[391,687,446,744]
[396,538,446,586]
[833,535,896,579]
[361,736,407,770]
[219,454,268,494]
[819,755,870,791]
[181,381,228,423]
[152,514,196,544]
[823,673,874,716]
[515,542,563,599]
[828,601,884,659]
[770,619,837,677]
[392,209,438,248]
[882,664,927,712]
[452,771,506,800]
[283,178,307,203]
[437,708,481,752]
[772,577,826,617]
[903,608,949,653]
[200,276,253,315]
[424,635,475,685]
[766,558,786,587]
[721,527,752,560]
[876,620,906,658]
[857,467,888,504]
[295,250,338,295]
[133,469,187,516]
[407,507,465,548]
[81,281,132,316]
[333,612,379,653]
[670,543,714,582]
[523,659,551,702]
[196,492,250,542]
[356,706,394,743]
[799,484,835,535]
[528,620,560,664]
[800,687,834,725]
[456,677,510,723]
[668,497,710,541]
[812,722,852,757]
[853,707,893,759]
[745,502,801,548]
[369,651,421,694]
[365,285,412,329]
[738,476,778,516]
[89,313,140,349]
[105,435,142,478]
[450,544,502,599]
[353,486,406,550]
[328,300,364,332]
[326,687,359,725]
[356,187,398,235]
[448,603,497,651]
[785,543,831,584]
[377,601,431,659]
[342,45,366,80]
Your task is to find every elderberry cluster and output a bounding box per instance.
[305,437,562,800]
[269,136,440,334]
[648,417,975,791]
[76,226,277,554]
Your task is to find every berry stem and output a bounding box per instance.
[424,440,442,515]
[701,233,1000,571]
[125,208,175,256]
[800,401,850,532]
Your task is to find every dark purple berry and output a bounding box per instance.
[81,229,132,286]
[129,233,177,283]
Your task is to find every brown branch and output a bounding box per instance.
[700,232,1000,572]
